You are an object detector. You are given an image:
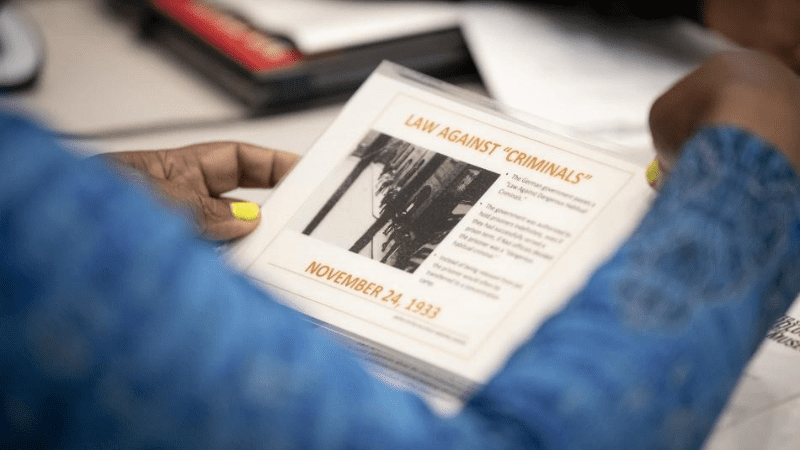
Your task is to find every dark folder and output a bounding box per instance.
[108,0,478,113]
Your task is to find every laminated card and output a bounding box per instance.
[227,61,654,413]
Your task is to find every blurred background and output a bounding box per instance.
[0,0,732,160]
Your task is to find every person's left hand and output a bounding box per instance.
[647,50,800,189]
[100,142,299,241]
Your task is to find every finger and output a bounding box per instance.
[648,66,713,174]
[102,143,300,196]
[194,142,300,196]
[649,52,749,169]
[98,150,165,178]
[646,159,664,191]
[197,196,262,241]
[142,176,261,241]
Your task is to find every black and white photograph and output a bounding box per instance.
[292,130,499,273]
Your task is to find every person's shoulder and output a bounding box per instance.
[0,109,56,150]
[0,108,44,129]
[0,108,76,198]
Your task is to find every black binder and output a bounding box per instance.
[108,0,479,113]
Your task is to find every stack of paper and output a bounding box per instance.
[209,0,460,54]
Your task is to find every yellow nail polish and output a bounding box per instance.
[230,202,259,221]
[646,159,660,184]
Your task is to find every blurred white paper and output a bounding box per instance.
[209,0,460,54]
[703,300,800,450]
[459,2,735,153]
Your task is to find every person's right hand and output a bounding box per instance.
[648,50,800,187]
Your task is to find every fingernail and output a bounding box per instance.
[230,202,259,221]
[646,159,660,184]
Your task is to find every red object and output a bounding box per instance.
[151,0,302,72]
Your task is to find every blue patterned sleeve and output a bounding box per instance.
[1,113,798,450]
[470,126,800,449]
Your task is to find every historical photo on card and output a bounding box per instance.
[292,130,500,273]
[227,65,653,413]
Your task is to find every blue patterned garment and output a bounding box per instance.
[1,113,799,449]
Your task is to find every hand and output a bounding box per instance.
[101,142,299,241]
[704,0,800,73]
[648,50,800,185]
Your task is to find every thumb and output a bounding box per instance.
[648,66,713,176]
[198,197,261,241]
